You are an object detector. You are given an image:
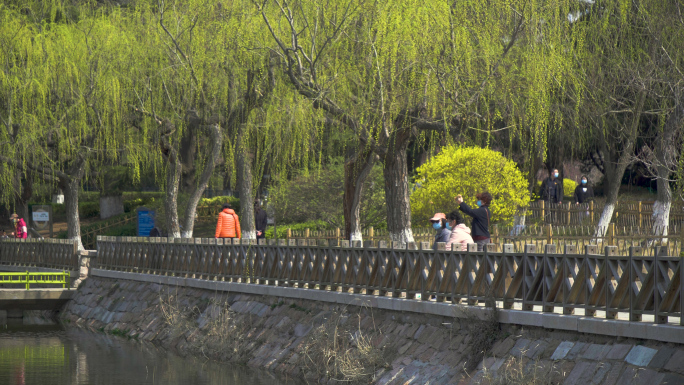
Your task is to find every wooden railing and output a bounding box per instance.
[0,239,79,271]
[80,212,137,250]
[493,223,683,256]
[95,236,683,325]
[526,200,684,227]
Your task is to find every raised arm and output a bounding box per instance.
[458,202,476,217]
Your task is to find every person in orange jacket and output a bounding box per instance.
[215,203,241,239]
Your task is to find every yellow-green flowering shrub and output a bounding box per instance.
[411,146,531,225]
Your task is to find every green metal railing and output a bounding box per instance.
[0,271,70,290]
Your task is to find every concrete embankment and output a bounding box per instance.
[61,276,684,384]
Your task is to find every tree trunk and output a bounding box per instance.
[595,139,634,236]
[513,207,527,234]
[596,91,646,237]
[165,158,182,238]
[179,120,198,193]
[13,171,32,223]
[595,163,624,236]
[343,149,375,242]
[651,113,679,238]
[181,124,223,238]
[236,133,255,240]
[382,137,414,243]
[61,177,83,250]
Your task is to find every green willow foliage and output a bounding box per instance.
[123,0,319,187]
[0,2,131,202]
[8,0,674,236]
[0,0,320,200]
[435,0,587,162]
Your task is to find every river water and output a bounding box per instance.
[0,324,301,385]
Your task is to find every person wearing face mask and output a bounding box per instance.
[429,213,451,250]
[455,192,492,251]
[9,214,27,239]
[445,210,473,251]
[540,168,563,204]
[573,175,594,204]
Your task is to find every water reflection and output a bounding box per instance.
[0,325,301,385]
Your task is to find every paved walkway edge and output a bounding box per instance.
[90,269,684,344]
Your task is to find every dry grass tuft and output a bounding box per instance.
[478,356,564,385]
[299,309,395,384]
[158,293,250,361]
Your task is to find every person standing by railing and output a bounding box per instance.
[215,203,241,239]
[455,193,492,251]
[574,175,594,222]
[540,168,563,223]
[445,210,474,251]
[430,213,451,250]
[574,175,594,204]
[254,199,267,239]
[540,169,563,204]
[9,213,27,239]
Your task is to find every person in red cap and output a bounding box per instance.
[9,213,27,239]
[429,212,451,250]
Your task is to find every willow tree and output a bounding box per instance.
[433,0,587,200]
[257,0,584,242]
[125,0,290,238]
[256,0,455,242]
[571,1,679,235]
[0,3,133,249]
[622,1,684,237]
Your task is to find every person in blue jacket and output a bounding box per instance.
[455,192,492,251]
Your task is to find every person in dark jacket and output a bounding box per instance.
[149,226,162,237]
[539,168,563,204]
[573,175,594,204]
[429,212,451,250]
[254,199,268,239]
[455,192,492,251]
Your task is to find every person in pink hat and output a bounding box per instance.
[429,212,451,250]
[9,213,27,239]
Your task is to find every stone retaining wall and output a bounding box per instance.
[61,277,684,384]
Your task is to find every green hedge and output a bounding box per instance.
[264,220,332,239]
[29,194,160,220]
[199,195,240,212]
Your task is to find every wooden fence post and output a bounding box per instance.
[590,201,594,223]
[336,227,341,241]
[492,225,499,244]
[607,223,615,246]
[541,200,546,222]
[286,228,292,239]
[638,201,643,227]
[369,226,374,240]
[567,201,571,225]
[545,224,553,245]
[305,228,310,238]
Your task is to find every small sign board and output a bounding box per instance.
[32,211,50,222]
[30,205,53,237]
[136,207,156,237]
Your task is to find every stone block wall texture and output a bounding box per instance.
[61,277,684,385]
